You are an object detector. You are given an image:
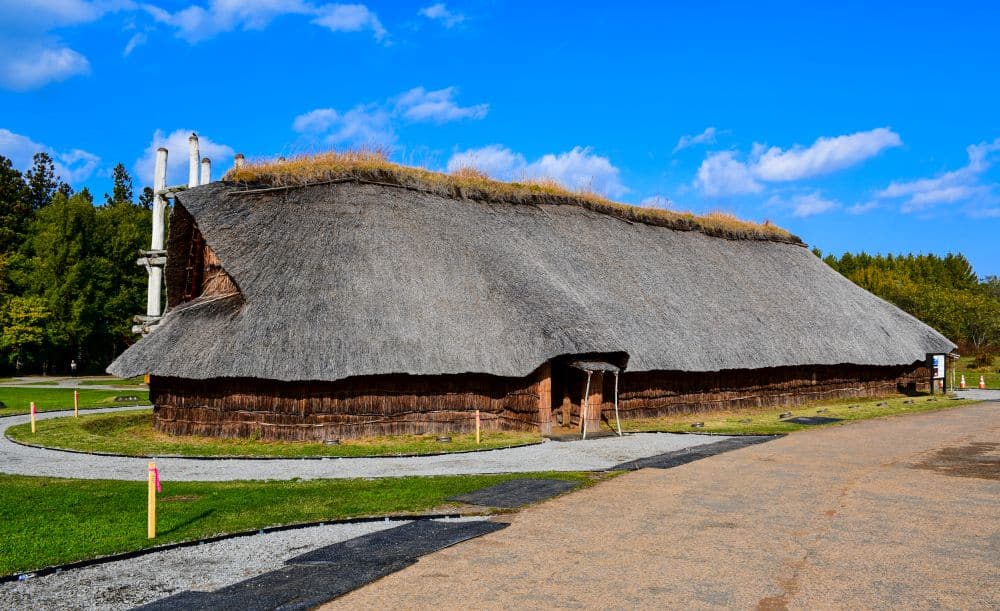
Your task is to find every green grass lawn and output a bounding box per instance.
[6,409,543,458]
[0,387,149,417]
[619,394,977,435]
[953,355,1000,389]
[0,471,597,576]
[77,376,147,388]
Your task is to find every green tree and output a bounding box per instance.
[138,186,154,210]
[0,156,30,253]
[104,163,134,206]
[0,296,53,369]
[27,191,100,370]
[24,152,59,211]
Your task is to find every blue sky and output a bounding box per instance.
[1,1,998,275]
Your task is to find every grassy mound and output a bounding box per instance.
[6,409,542,458]
[620,394,976,435]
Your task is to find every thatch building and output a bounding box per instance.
[109,155,955,440]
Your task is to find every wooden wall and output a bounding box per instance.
[608,363,929,421]
[151,362,929,440]
[151,369,549,441]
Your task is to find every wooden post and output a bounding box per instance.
[74,390,79,418]
[188,133,200,188]
[536,362,552,436]
[147,147,167,318]
[475,410,481,444]
[148,461,157,539]
[200,157,211,185]
[30,401,36,433]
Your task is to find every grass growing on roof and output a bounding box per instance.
[0,388,148,417]
[618,394,978,435]
[223,149,801,244]
[0,470,600,576]
[6,409,543,458]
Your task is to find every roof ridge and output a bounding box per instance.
[222,156,805,245]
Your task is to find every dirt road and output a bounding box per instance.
[327,403,999,609]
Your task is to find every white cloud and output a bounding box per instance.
[311,3,386,39]
[0,45,91,91]
[418,3,464,27]
[123,32,147,55]
[134,129,234,186]
[673,127,717,153]
[394,87,488,123]
[846,200,880,214]
[766,191,840,218]
[0,0,118,90]
[694,151,762,197]
[0,128,100,183]
[447,145,525,177]
[144,0,387,43]
[0,0,108,30]
[693,128,902,197]
[295,86,487,146]
[526,147,627,197]
[292,108,339,133]
[292,104,393,145]
[446,145,628,198]
[876,138,1000,214]
[789,192,839,217]
[751,128,902,181]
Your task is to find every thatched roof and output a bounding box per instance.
[223,151,802,244]
[109,179,954,381]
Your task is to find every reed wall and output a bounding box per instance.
[151,362,929,440]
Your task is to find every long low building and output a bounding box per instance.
[109,155,955,440]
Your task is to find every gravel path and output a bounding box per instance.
[0,517,478,610]
[954,388,1000,401]
[0,407,729,481]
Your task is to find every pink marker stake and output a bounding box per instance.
[30,402,36,433]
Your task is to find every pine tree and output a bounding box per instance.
[24,152,59,211]
[105,163,134,205]
[138,187,154,210]
[0,156,30,252]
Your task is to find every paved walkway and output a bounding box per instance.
[327,402,1000,609]
[0,407,729,481]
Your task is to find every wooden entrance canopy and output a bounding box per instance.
[569,361,623,439]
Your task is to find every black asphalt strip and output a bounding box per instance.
[135,520,507,611]
[609,435,777,471]
[447,478,579,508]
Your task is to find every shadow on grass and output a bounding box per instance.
[159,509,216,536]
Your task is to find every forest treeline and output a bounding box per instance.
[0,153,152,374]
[0,151,997,374]
[815,249,1000,356]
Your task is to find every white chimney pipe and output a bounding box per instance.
[188,133,200,188]
[200,157,211,185]
[234,153,245,169]
[147,147,168,317]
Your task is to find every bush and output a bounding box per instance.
[972,350,996,369]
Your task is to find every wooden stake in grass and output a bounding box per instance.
[147,461,160,539]
[73,390,79,418]
[30,402,36,433]
[475,409,481,445]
